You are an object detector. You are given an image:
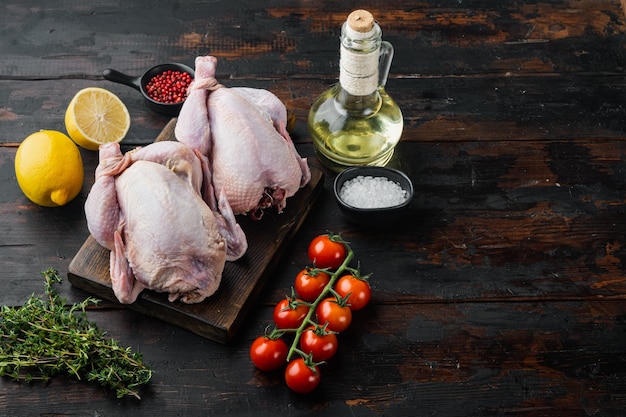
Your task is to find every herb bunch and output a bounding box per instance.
[0,268,152,399]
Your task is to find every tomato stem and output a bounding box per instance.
[344,263,372,281]
[293,348,325,371]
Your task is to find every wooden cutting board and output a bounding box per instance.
[68,118,324,343]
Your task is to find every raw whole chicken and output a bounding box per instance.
[175,55,311,219]
[85,141,247,304]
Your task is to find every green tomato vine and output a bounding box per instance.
[264,234,369,373]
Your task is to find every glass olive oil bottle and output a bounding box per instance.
[308,10,403,172]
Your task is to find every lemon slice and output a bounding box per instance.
[65,87,130,151]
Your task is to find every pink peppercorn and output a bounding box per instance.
[145,70,193,104]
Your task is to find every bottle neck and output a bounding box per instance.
[338,21,382,97]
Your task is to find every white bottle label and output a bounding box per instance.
[339,47,379,96]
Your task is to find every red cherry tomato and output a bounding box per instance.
[307,234,347,270]
[294,268,331,302]
[285,358,320,393]
[300,325,338,362]
[250,336,288,371]
[316,297,352,332]
[273,297,309,329]
[335,274,371,311]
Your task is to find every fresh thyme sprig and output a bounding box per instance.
[0,268,152,399]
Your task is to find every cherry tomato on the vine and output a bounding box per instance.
[294,268,331,302]
[316,297,352,332]
[273,297,309,329]
[300,325,338,362]
[250,336,288,371]
[307,234,347,270]
[335,274,371,311]
[285,358,320,393]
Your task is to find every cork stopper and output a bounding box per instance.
[347,10,375,33]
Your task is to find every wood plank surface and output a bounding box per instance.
[68,119,324,343]
[1,0,626,415]
[2,299,625,416]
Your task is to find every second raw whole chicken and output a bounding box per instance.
[175,55,311,219]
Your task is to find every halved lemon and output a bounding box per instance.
[65,87,130,151]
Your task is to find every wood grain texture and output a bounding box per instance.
[1,300,624,416]
[1,0,626,415]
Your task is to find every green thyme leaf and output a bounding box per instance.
[0,268,152,399]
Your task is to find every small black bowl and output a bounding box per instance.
[333,166,414,226]
[102,63,195,116]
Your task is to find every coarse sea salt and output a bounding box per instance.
[339,175,408,209]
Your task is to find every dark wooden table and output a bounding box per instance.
[1,1,626,415]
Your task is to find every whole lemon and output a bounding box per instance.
[15,130,84,207]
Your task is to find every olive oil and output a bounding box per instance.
[308,10,403,172]
[308,85,403,170]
